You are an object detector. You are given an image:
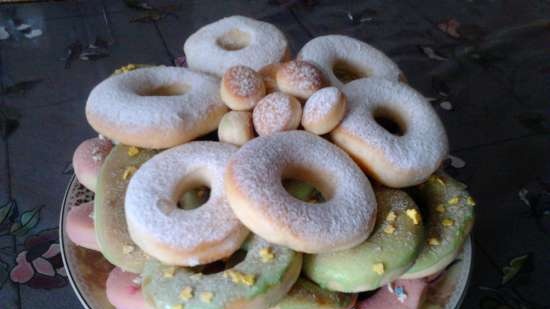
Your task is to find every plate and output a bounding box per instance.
[60,175,472,309]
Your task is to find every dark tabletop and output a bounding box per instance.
[0,1,549,308]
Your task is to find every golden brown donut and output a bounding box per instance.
[252,92,302,136]
[220,65,266,111]
[276,60,325,100]
[302,87,347,135]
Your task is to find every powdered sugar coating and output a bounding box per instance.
[225,131,377,253]
[277,61,324,99]
[302,86,346,135]
[184,16,288,77]
[331,78,448,187]
[253,92,302,136]
[221,65,266,110]
[298,35,402,88]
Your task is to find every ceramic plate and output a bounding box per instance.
[60,175,472,309]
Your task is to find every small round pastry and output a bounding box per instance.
[218,111,255,146]
[106,267,152,309]
[95,145,157,273]
[401,172,475,279]
[72,137,113,192]
[298,35,402,88]
[331,78,448,188]
[271,278,357,309]
[221,65,266,110]
[65,201,99,251]
[184,16,289,77]
[86,66,227,149]
[141,236,302,309]
[252,92,302,136]
[276,61,325,100]
[356,279,428,309]
[302,87,347,135]
[259,63,283,93]
[125,142,249,266]
[303,187,424,292]
[225,131,377,253]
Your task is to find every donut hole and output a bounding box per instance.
[189,249,248,275]
[282,167,332,203]
[332,59,370,84]
[373,107,406,136]
[177,186,210,210]
[216,29,251,51]
[140,83,189,96]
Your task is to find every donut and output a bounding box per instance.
[218,111,255,146]
[86,66,228,149]
[252,92,302,136]
[125,142,249,266]
[141,236,302,309]
[184,16,289,77]
[298,35,402,88]
[276,61,325,100]
[221,65,266,111]
[401,172,475,279]
[259,63,283,93]
[65,201,99,251]
[272,278,357,309]
[331,78,448,188]
[357,279,428,309]
[94,144,157,273]
[72,137,113,192]
[303,187,424,292]
[301,87,347,135]
[106,267,152,309]
[225,130,377,253]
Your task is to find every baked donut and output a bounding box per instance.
[218,111,255,146]
[331,78,448,188]
[86,66,227,149]
[276,60,325,99]
[65,201,99,251]
[259,63,283,93]
[357,279,428,309]
[304,187,424,292]
[184,16,289,77]
[272,278,357,309]
[225,131,377,253]
[252,92,302,136]
[125,142,249,266]
[141,236,302,309]
[106,267,152,309]
[72,137,113,192]
[221,65,266,110]
[298,35,402,88]
[302,87,347,135]
[401,172,475,279]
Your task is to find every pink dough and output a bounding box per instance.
[65,202,99,251]
[72,137,113,192]
[106,267,152,309]
[357,279,428,309]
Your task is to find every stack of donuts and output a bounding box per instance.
[67,16,475,309]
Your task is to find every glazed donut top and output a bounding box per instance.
[184,15,288,76]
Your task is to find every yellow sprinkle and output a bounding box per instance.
[172,305,183,309]
[448,196,460,205]
[386,211,397,222]
[200,292,214,303]
[179,286,193,301]
[436,204,445,213]
[372,263,385,275]
[122,166,138,180]
[240,273,256,286]
[442,218,454,227]
[428,238,440,246]
[466,196,476,206]
[431,175,446,186]
[163,267,176,278]
[127,146,140,157]
[122,245,134,254]
[224,270,256,286]
[127,64,136,70]
[406,209,421,225]
[383,224,396,234]
[259,247,275,263]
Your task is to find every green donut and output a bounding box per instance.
[142,236,302,309]
[303,187,424,292]
[401,172,475,279]
[271,278,356,309]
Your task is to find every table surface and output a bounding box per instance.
[0,1,549,308]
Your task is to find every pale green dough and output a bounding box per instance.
[272,278,355,309]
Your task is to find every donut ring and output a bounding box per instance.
[125,142,249,266]
[276,60,325,100]
[225,131,377,253]
[273,278,357,309]
[331,78,448,188]
[252,92,302,136]
[221,65,266,111]
[72,137,113,192]
[298,35,402,88]
[184,16,289,77]
[302,87,347,135]
[86,66,227,149]
[142,236,302,309]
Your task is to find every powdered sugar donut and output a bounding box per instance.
[331,78,448,188]
[125,142,249,266]
[106,267,152,309]
[221,65,266,110]
[86,66,227,149]
[184,16,289,77]
[72,137,113,192]
[276,60,325,99]
[298,35,402,88]
[253,92,302,136]
[218,111,255,146]
[302,87,347,135]
[225,131,377,253]
[65,201,99,251]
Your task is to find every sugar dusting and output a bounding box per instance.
[302,86,342,123]
[224,65,263,97]
[252,92,301,136]
[280,61,323,91]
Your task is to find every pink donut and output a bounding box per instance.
[65,202,99,251]
[106,267,152,309]
[72,137,113,192]
[357,279,428,309]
